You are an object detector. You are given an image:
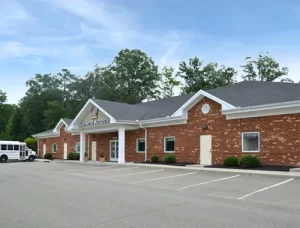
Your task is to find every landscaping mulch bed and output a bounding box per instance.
[204,164,295,172]
[136,161,197,166]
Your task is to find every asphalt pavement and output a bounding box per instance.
[0,161,299,228]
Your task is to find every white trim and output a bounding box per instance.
[242,132,260,153]
[68,99,116,131]
[32,133,59,139]
[110,140,119,162]
[172,90,235,117]
[223,100,300,119]
[52,143,57,153]
[53,119,69,133]
[136,138,145,153]
[75,142,80,153]
[164,136,175,153]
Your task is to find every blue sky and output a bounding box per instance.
[1,0,300,104]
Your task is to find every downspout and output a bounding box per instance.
[139,122,147,161]
[87,134,90,160]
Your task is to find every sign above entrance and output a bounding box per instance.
[79,107,110,128]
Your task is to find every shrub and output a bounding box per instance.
[67,152,75,160]
[239,155,261,168]
[224,156,239,167]
[44,153,52,160]
[164,154,176,164]
[74,153,80,160]
[150,154,159,163]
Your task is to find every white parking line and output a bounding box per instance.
[109,169,165,178]
[238,178,294,200]
[174,174,241,191]
[130,172,198,184]
[97,167,138,173]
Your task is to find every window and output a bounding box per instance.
[164,137,175,153]
[52,144,57,153]
[7,145,13,150]
[14,145,19,150]
[1,145,7,150]
[136,138,145,152]
[242,132,260,152]
[75,142,80,153]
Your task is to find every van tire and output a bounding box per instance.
[0,155,8,163]
[28,155,35,162]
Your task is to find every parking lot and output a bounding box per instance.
[0,162,299,228]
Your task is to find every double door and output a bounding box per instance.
[110,140,119,162]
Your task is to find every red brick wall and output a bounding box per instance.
[38,126,80,159]
[87,132,118,161]
[147,98,300,166]
[38,97,300,166]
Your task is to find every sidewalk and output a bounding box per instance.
[36,159,300,178]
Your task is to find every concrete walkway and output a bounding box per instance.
[35,159,300,178]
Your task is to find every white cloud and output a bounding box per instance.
[0,41,58,59]
[159,42,181,68]
[0,0,34,34]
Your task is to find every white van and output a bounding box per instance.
[0,141,36,163]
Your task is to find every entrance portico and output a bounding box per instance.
[78,126,136,163]
[68,98,141,163]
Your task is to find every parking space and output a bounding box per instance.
[26,162,299,207]
[1,161,299,228]
[2,162,299,206]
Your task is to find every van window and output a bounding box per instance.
[8,145,13,150]
[14,145,19,150]
[1,145,7,150]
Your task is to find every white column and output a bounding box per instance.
[80,132,86,162]
[118,128,125,163]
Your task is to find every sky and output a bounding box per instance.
[1,0,300,104]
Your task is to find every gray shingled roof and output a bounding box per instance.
[62,118,73,126]
[32,129,54,136]
[207,81,300,107]
[93,81,300,121]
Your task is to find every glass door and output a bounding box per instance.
[110,140,119,162]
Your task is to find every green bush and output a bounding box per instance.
[150,154,159,163]
[164,154,176,164]
[67,152,75,160]
[239,155,261,168]
[224,156,239,167]
[44,153,52,160]
[74,153,80,160]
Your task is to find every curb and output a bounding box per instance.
[47,160,300,179]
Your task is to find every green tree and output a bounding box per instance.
[57,69,77,107]
[96,49,160,104]
[24,137,37,151]
[158,66,181,98]
[5,106,25,141]
[0,90,16,139]
[43,100,68,129]
[19,69,82,136]
[241,52,291,82]
[177,57,237,94]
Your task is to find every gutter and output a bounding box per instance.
[222,100,300,114]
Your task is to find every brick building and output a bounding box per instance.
[33,81,300,166]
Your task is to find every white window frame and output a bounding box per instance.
[52,144,57,153]
[75,142,80,153]
[242,132,260,153]
[136,138,146,153]
[164,136,175,153]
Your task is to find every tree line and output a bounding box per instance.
[0,49,296,142]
